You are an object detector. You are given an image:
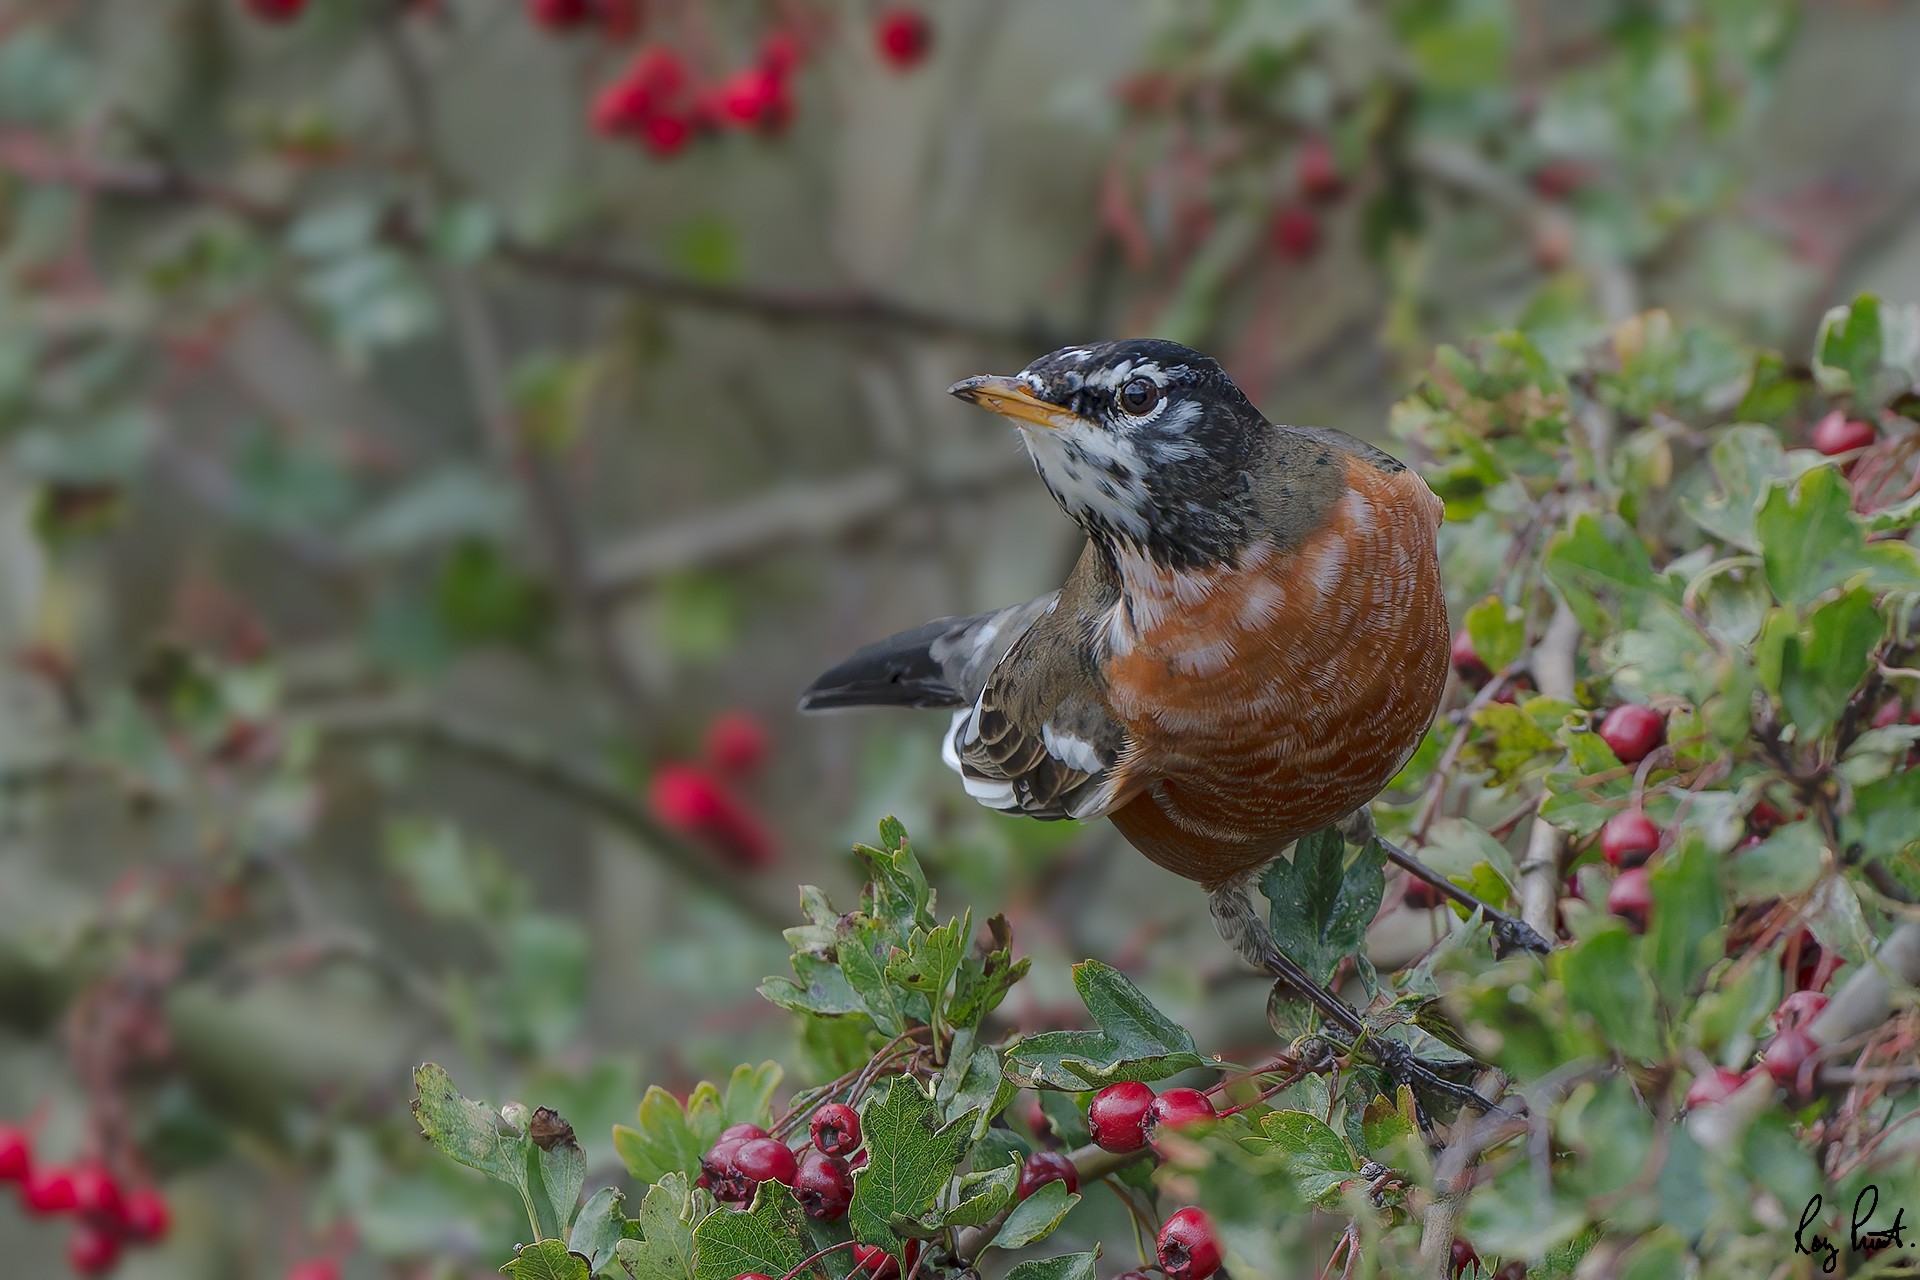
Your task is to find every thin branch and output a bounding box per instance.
[305,699,790,929]
[0,131,1055,349]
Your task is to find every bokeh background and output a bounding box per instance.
[2,0,1919,1274]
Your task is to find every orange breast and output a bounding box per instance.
[1104,458,1448,887]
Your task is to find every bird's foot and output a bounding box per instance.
[1490,914,1554,959]
[1367,1036,1508,1129]
[1371,834,1553,958]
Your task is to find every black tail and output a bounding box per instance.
[797,616,973,711]
[797,597,1051,713]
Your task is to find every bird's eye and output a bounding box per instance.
[1118,377,1161,416]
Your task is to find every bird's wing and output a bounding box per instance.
[797,596,1056,712]
[943,558,1137,822]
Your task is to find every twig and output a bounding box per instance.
[0,132,1054,350]
[304,699,789,929]
[588,452,1032,597]
[1516,603,1580,936]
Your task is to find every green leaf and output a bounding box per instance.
[848,1076,974,1250]
[1730,818,1825,898]
[692,1181,809,1280]
[613,1176,698,1280]
[412,1064,521,1185]
[1544,513,1663,637]
[991,1179,1079,1252]
[566,1188,629,1276]
[1756,468,1920,610]
[838,915,910,1037]
[887,913,967,1004]
[1646,836,1725,1005]
[1680,426,1802,551]
[1845,767,1920,864]
[1003,960,1203,1089]
[1561,931,1661,1062]
[1464,595,1525,672]
[1254,1111,1357,1205]
[937,1039,1014,1140]
[1812,294,1885,396]
[949,913,1031,1031]
[1260,831,1387,986]
[722,1062,783,1130]
[1004,1254,1101,1280]
[1773,588,1883,739]
[946,1160,1020,1228]
[855,818,935,937]
[612,1086,710,1186]
[501,1240,592,1280]
[531,1109,587,1240]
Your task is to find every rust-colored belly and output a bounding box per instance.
[1104,461,1448,888]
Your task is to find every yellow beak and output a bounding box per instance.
[948,375,1082,431]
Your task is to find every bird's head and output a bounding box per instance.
[949,338,1267,568]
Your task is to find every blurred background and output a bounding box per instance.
[2,0,1919,1274]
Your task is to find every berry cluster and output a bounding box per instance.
[1267,136,1345,263]
[1084,1080,1218,1156]
[704,1103,860,1224]
[0,1125,170,1276]
[648,711,777,867]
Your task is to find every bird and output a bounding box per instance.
[799,338,1546,1111]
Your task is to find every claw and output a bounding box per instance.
[1491,916,1554,958]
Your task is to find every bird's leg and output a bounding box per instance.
[1207,876,1504,1124]
[1337,809,1552,958]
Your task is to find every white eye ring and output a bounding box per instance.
[1118,377,1162,417]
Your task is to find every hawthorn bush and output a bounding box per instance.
[408,299,1920,1280]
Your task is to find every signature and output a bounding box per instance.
[1795,1186,1912,1272]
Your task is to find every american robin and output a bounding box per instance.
[800,338,1546,1110]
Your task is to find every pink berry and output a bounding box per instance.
[1450,628,1490,685]
[1606,867,1652,932]
[1812,410,1875,457]
[1016,1150,1079,1200]
[0,1126,30,1181]
[286,1261,344,1280]
[1270,205,1320,261]
[809,1102,860,1157]
[1158,1206,1222,1280]
[1600,810,1661,868]
[1450,1239,1481,1278]
[1597,704,1665,765]
[875,8,932,69]
[67,1222,121,1276]
[639,113,694,158]
[1762,1027,1819,1091]
[704,712,772,776]
[1684,1067,1747,1110]
[69,1163,124,1225]
[1774,989,1830,1032]
[121,1186,171,1242]
[245,0,308,21]
[526,0,591,28]
[1086,1081,1154,1153]
[1297,136,1345,202]
[718,1123,769,1145]
[22,1164,77,1215]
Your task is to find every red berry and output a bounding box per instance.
[1016,1150,1079,1200]
[1157,1206,1223,1280]
[526,0,591,28]
[0,1126,30,1181]
[245,0,308,21]
[1684,1067,1748,1110]
[1297,136,1345,202]
[714,68,791,134]
[1762,1027,1819,1091]
[1782,929,1842,992]
[640,114,694,158]
[67,1221,121,1276]
[718,1123,769,1145]
[592,46,691,136]
[1494,1263,1529,1280]
[69,1164,124,1224]
[121,1186,171,1243]
[874,8,932,70]
[794,1151,853,1219]
[1606,867,1652,931]
[759,31,803,76]
[1450,628,1490,685]
[1529,160,1587,200]
[287,1261,343,1280]
[1086,1081,1155,1153]
[701,1139,752,1203]
[704,711,772,776]
[1597,704,1665,765]
[1812,410,1875,457]
[1146,1087,1217,1152]
[733,1138,798,1187]
[809,1102,860,1157]
[649,764,731,829]
[1774,989,1830,1032]
[1747,800,1786,836]
[1271,205,1320,261]
[850,1240,920,1280]
[22,1164,77,1215]
[1599,810,1661,868]
[1449,1239,1481,1277]
[1402,876,1446,909]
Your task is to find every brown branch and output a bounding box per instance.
[0,131,1055,350]
[304,699,790,930]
